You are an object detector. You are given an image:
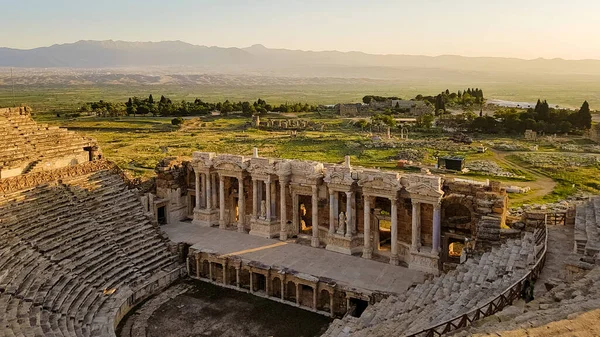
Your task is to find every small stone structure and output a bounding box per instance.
[252,117,323,131]
[524,129,538,141]
[156,150,508,275]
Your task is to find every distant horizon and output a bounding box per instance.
[2,39,600,62]
[3,1,600,60]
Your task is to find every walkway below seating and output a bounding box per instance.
[163,221,426,294]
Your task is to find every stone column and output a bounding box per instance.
[411,201,421,251]
[329,295,334,317]
[296,283,300,306]
[328,190,336,234]
[196,256,200,279]
[237,177,245,232]
[266,180,272,220]
[219,175,226,228]
[345,191,353,238]
[235,266,240,288]
[351,192,357,235]
[390,197,399,265]
[280,180,288,240]
[249,271,254,293]
[222,264,227,285]
[206,173,212,210]
[194,171,200,211]
[208,262,213,281]
[292,193,299,234]
[312,287,317,311]
[311,186,319,247]
[271,181,277,218]
[432,202,441,255]
[252,179,258,220]
[362,196,372,259]
[211,174,218,209]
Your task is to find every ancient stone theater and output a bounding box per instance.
[4,106,596,337]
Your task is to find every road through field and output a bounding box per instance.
[490,149,557,204]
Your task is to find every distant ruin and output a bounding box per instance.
[336,99,433,117]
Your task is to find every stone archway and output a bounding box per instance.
[285,281,296,302]
[271,277,282,298]
[200,260,210,278]
[441,195,476,232]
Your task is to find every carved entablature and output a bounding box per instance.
[290,160,324,185]
[357,169,401,198]
[324,165,357,190]
[212,154,249,177]
[191,152,216,171]
[248,157,278,180]
[275,160,292,182]
[405,174,444,203]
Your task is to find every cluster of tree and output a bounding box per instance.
[80,95,319,117]
[362,95,401,104]
[416,88,485,113]
[79,100,127,117]
[437,100,592,134]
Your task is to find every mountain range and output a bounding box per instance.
[2,40,600,78]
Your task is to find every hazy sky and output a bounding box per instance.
[2,0,599,59]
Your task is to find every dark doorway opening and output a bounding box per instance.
[157,206,167,225]
[254,273,267,293]
[348,298,368,318]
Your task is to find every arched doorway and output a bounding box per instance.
[285,281,296,302]
[271,277,282,298]
[318,289,331,312]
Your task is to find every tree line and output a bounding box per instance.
[438,100,592,134]
[79,95,319,117]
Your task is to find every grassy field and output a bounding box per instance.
[35,111,600,207]
[2,79,600,113]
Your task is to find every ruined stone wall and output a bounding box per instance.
[155,157,192,223]
[336,103,362,117]
[442,179,508,243]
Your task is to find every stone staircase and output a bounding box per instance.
[574,196,600,257]
[0,169,180,337]
[322,232,536,337]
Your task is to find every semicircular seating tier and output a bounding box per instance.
[322,231,537,337]
[0,168,180,337]
[0,107,97,178]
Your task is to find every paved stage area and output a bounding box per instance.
[163,222,425,294]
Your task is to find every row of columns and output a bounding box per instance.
[195,171,442,262]
[251,178,277,221]
[196,259,332,314]
[327,189,356,237]
[194,171,218,211]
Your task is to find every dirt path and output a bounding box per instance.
[489,149,557,204]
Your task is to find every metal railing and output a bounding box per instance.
[406,222,548,337]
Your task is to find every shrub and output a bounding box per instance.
[171,117,184,126]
